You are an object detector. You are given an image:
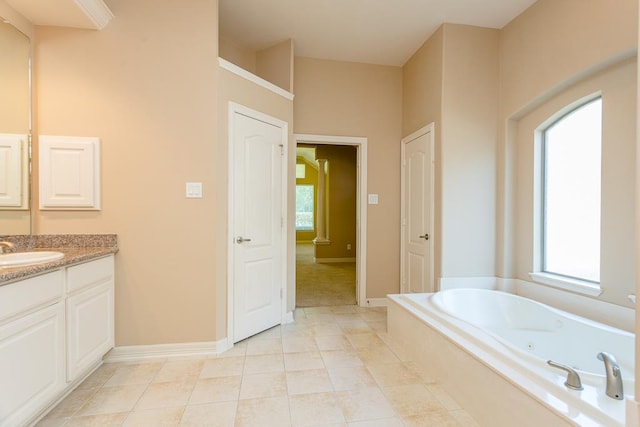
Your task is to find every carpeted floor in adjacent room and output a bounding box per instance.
[296,243,356,307]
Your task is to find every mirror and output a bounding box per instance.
[0,16,31,235]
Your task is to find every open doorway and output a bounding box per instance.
[293,134,368,307]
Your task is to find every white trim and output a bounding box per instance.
[362,297,388,307]
[528,272,602,297]
[315,257,356,263]
[218,58,295,101]
[228,102,289,344]
[103,339,232,363]
[283,311,294,324]
[73,0,113,29]
[294,133,368,306]
[400,124,435,293]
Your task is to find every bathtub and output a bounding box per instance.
[387,289,635,427]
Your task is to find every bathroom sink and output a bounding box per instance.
[0,251,64,267]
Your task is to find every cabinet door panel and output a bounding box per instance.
[66,281,114,381]
[0,302,65,427]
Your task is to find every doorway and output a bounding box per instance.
[293,134,368,307]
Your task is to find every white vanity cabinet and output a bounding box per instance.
[0,255,115,427]
[66,255,114,382]
[0,271,66,427]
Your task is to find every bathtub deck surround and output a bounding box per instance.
[387,289,634,427]
[36,305,480,426]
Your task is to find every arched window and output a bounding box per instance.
[542,97,602,283]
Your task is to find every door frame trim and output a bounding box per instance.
[294,133,368,306]
[400,123,435,293]
[228,102,289,343]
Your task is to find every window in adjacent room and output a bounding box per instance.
[541,96,602,284]
[295,185,314,230]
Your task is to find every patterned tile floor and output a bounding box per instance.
[37,306,480,426]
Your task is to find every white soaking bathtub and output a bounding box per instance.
[387,288,635,427]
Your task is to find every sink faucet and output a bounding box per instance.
[597,352,624,400]
[0,241,15,254]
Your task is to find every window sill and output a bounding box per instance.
[528,272,602,297]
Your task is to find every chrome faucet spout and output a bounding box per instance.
[597,351,623,400]
[0,241,15,254]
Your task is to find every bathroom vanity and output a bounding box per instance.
[0,235,117,426]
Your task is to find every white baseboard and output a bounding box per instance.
[315,257,356,263]
[104,339,232,363]
[361,297,388,307]
[283,311,294,324]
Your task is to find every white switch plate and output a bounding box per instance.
[368,193,379,205]
[186,182,203,198]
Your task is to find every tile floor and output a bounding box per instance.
[37,306,480,427]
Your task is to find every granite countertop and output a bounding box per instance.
[0,234,118,285]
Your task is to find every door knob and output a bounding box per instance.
[419,234,429,240]
[236,236,252,243]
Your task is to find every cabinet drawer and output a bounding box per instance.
[0,271,64,323]
[67,255,114,293]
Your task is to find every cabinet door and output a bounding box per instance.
[0,302,65,427]
[66,280,114,382]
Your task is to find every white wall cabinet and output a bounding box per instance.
[39,135,101,210]
[0,256,114,427]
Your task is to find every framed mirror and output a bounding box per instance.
[0,16,31,235]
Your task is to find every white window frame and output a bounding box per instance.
[295,184,315,231]
[529,94,603,297]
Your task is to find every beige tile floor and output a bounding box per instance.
[37,306,480,427]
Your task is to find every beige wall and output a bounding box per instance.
[294,57,403,298]
[256,39,294,92]
[219,36,256,73]
[216,67,295,330]
[498,0,638,299]
[402,27,444,281]
[441,25,499,278]
[34,0,219,346]
[315,144,357,260]
[402,24,499,281]
[514,59,636,306]
[0,0,33,38]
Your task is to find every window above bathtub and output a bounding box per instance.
[530,95,602,297]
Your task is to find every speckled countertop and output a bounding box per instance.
[0,234,118,285]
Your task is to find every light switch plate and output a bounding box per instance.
[186,182,203,198]
[368,193,379,205]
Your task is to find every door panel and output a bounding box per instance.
[402,127,433,293]
[232,111,284,343]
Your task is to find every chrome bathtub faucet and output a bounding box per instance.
[0,241,15,254]
[597,351,623,400]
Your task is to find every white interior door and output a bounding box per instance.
[231,106,286,343]
[401,124,434,293]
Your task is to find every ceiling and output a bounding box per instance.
[4,0,112,29]
[219,0,538,66]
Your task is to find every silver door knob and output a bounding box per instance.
[419,234,429,240]
[236,236,252,243]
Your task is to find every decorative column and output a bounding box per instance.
[313,159,330,245]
